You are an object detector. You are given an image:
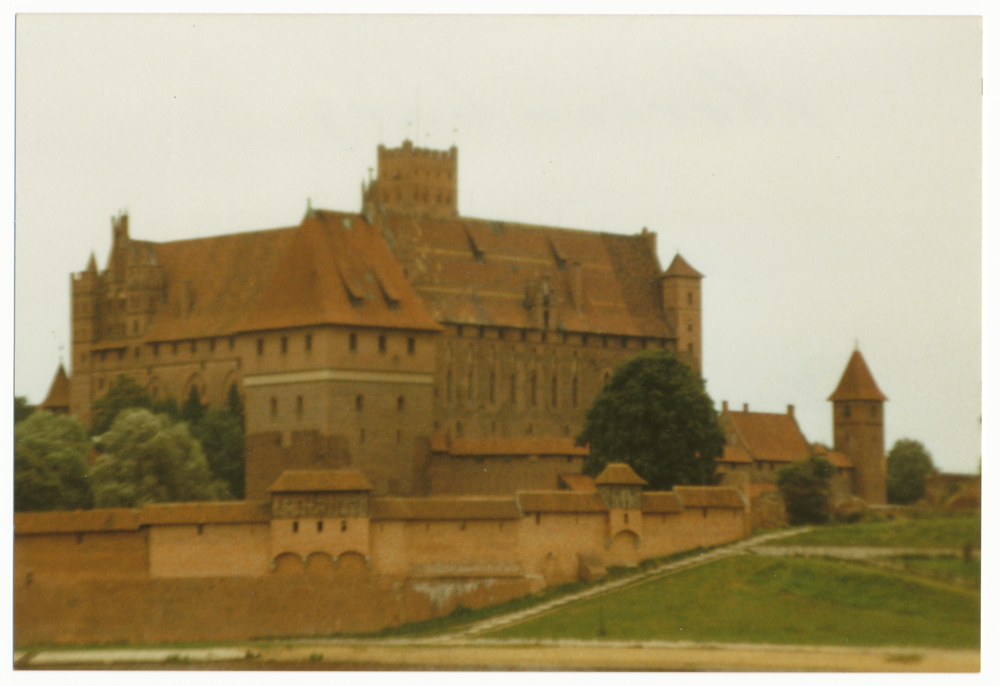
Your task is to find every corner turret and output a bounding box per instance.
[661,253,703,372]
[829,349,887,504]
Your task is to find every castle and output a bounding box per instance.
[53,139,704,500]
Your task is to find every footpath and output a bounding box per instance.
[14,528,981,672]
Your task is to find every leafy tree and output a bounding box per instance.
[192,406,245,499]
[152,395,180,420]
[89,374,151,436]
[14,396,35,424]
[90,408,226,507]
[577,350,724,490]
[226,382,245,430]
[14,411,93,511]
[887,439,935,505]
[181,385,206,426]
[777,454,835,525]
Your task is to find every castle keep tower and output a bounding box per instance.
[661,253,704,372]
[364,140,458,216]
[829,349,887,504]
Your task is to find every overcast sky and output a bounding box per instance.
[13,14,983,474]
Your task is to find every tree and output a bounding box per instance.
[226,382,245,430]
[90,408,226,508]
[181,385,206,426]
[192,406,246,499]
[577,350,724,490]
[887,439,935,505]
[777,454,835,525]
[14,396,35,424]
[14,411,93,511]
[89,374,152,436]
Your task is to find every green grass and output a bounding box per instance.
[486,556,980,648]
[896,556,981,584]
[775,514,981,549]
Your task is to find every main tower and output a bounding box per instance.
[828,349,887,504]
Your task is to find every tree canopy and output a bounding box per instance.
[577,350,723,490]
[90,408,226,508]
[191,405,246,499]
[89,374,152,435]
[777,454,834,524]
[15,396,36,424]
[14,411,93,511]
[887,439,936,505]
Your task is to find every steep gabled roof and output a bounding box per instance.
[39,363,71,411]
[268,470,373,493]
[662,253,704,279]
[558,473,596,492]
[593,462,648,486]
[378,209,675,338]
[724,410,811,464]
[641,491,683,513]
[828,350,888,402]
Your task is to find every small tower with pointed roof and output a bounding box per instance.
[829,349,888,504]
[661,253,704,372]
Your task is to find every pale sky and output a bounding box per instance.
[13,13,983,474]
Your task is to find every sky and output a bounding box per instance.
[13,13,984,474]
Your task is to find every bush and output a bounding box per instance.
[777,455,835,525]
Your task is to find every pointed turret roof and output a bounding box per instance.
[828,350,887,402]
[663,253,704,279]
[85,252,98,272]
[40,363,71,411]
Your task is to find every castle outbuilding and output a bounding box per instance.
[52,140,703,499]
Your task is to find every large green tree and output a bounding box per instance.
[577,350,724,490]
[887,439,935,505]
[90,408,226,507]
[89,374,152,436]
[191,406,245,499]
[14,396,35,424]
[777,454,834,525]
[14,411,93,511]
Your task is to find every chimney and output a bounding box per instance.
[787,404,795,418]
[569,261,584,314]
[722,400,729,413]
[743,403,749,413]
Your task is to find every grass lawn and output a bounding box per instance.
[774,514,980,549]
[486,556,980,648]
[896,556,981,584]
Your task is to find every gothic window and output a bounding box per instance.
[349,332,357,351]
[316,521,323,533]
[378,335,386,353]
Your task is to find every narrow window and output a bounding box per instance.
[551,375,558,407]
[197,524,204,535]
[447,369,453,401]
[209,338,216,352]
[349,332,357,351]
[530,372,537,406]
[356,395,364,411]
[281,336,288,354]
[687,321,693,333]
[317,521,323,533]
[842,405,851,418]
[257,339,264,355]
[379,334,386,353]
[293,521,299,533]
[624,513,629,524]
[407,337,415,354]
[229,337,235,350]
[270,397,278,418]
[296,395,304,418]
[456,421,463,438]
[544,310,550,329]
[397,395,405,411]
[190,340,196,354]
[572,375,578,408]
[340,520,347,532]
[489,371,496,403]
[535,513,541,525]
[510,373,517,404]
[603,371,610,385]
[467,365,474,400]
[305,334,312,351]
[688,292,693,306]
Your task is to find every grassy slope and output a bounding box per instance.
[487,556,980,648]
[774,515,981,548]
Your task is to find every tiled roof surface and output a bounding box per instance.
[267,470,374,493]
[40,363,71,410]
[641,491,683,513]
[717,446,753,464]
[443,436,589,457]
[593,462,648,485]
[674,486,746,509]
[558,473,597,492]
[15,508,140,534]
[824,451,855,469]
[370,496,521,521]
[663,253,705,279]
[378,210,675,338]
[516,491,608,513]
[828,350,888,402]
[725,411,811,464]
[138,501,271,525]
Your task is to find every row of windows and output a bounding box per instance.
[268,394,408,419]
[288,520,349,533]
[442,369,609,409]
[451,325,670,350]
[256,334,417,356]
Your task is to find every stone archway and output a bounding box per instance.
[272,552,304,574]
[334,551,369,574]
[607,530,641,567]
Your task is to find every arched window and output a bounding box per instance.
[356,395,364,411]
[397,395,405,411]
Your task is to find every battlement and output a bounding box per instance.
[378,140,458,161]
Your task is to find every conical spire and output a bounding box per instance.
[828,350,887,402]
[85,251,98,272]
[663,253,704,279]
[40,363,71,411]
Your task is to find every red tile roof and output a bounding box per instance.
[558,473,596,492]
[828,350,888,402]
[516,491,608,513]
[436,436,588,457]
[378,210,676,338]
[824,451,855,469]
[15,508,140,534]
[594,462,648,485]
[40,363,71,410]
[370,496,521,521]
[724,410,811,464]
[267,470,373,493]
[138,501,271,525]
[663,253,704,279]
[717,445,753,464]
[674,486,746,509]
[641,491,683,513]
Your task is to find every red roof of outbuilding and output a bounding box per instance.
[724,410,811,464]
[593,462,648,486]
[828,350,887,402]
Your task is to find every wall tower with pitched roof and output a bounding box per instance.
[829,349,887,504]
